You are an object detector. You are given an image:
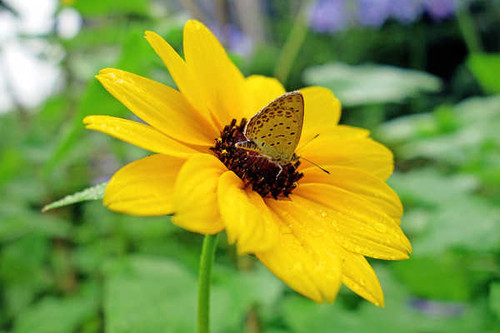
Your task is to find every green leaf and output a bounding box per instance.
[0,205,70,241]
[379,96,500,174]
[388,169,478,207]
[211,265,284,331]
[380,96,500,145]
[44,25,157,176]
[413,197,500,254]
[489,282,500,319]
[13,284,99,333]
[42,183,107,212]
[104,255,285,332]
[0,236,51,317]
[393,255,471,301]
[0,148,24,185]
[0,236,50,286]
[390,170,500,253]
[282,267,488,333]
[104,255,198,333]
[467,53,500,94]
[72,0,150,16]
[303,63,442,107]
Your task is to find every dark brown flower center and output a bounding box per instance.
[211,118,303,199]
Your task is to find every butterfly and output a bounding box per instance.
[236,91,304,165]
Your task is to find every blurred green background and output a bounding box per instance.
[0,0,499,332]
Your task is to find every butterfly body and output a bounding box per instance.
[236,91,304,165]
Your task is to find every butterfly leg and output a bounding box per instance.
[275,164,284,180]
[235,140,260,153]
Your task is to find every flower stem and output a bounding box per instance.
[274,0,311,85]
[198,233,219,333]
[456,4,482,54]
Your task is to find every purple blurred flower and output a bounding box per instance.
[226,26,253,57]
[410,298,465,317]
[357,0,392,27]
[359,0,424,27]
[391,0,424,24]
[312,0,457,34]
[309,0,349,33]
[424,0,457,20]
[209,23,253,57]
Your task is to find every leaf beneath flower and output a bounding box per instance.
[42,182,107,212]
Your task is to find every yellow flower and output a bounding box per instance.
[83,20,411,306]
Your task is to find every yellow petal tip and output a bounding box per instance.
[185,19,202,27]
[96,68,117,79]
[82,115,94,125]
[184,20,209,35]
[144,30,156,37]
[144,31,162,42]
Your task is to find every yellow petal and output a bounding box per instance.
[96,68,217,146]
[144,31,214,128]
[297,124,370,153]
[104,154,184,216]
[217,172,280,254]
[256,223,324,303]
[183,20,245,126]
[341,249,385,307]
[295,184,412,260]
[298,133,394,180]
[301,166,403,220]
[172,154,226,234]
[308,124,370,139]
[242,75,286,119]
[261,198,343,303]
[263,193,385,306]
[300,87,341,140]
[83,115,199,157]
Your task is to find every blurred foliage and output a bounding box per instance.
[467,53,500,93]
[0,0,499,332]
[304,63,442,107]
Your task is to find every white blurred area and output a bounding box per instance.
[0,0,82,113]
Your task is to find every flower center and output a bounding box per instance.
[211,119,303,199]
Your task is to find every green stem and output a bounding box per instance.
[198,234,219,333]
[409,23,426,70]
[274,0,311,85]
[456,4,482,54]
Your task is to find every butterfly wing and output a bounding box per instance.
[243,91,304,163]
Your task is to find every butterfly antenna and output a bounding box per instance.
[296,133,320,153]
[300,156,330,175]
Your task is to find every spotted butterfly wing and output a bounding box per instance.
[237,91,304,164]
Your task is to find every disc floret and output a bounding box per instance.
[211,119,303,198]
